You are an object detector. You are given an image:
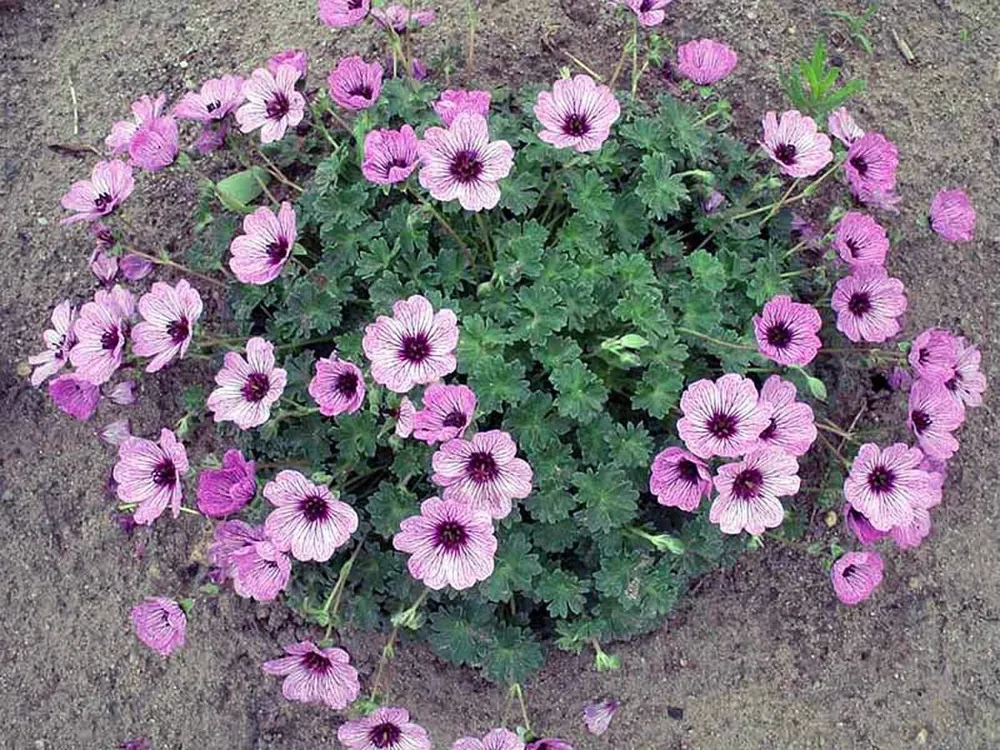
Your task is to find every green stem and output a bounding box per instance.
[761,178,800,224]
[727,160,843,223]
[309,102,339,147]
[510,683,533,735]
[629,16,640,97]
[475,213,493,265]
[410,188,475,266]
[122,248,227,289]
[780,268,812,279]
[321,536,368,640]
[255,147,304,193]
[676,327,756,351]
[816,422,856,442]
[369,589,430,700]
[608,30,631,89]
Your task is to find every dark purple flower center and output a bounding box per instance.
[101,326,121,351]
[241,372,271,403]
[336,370,359,397]
[442,410,467,428]
[167,317,190,344]
[850,155,868,176]
[867,465,895,494]
[206,100,221,113]
[369,723,402,749]
[301,650,331,674]
[677,459,701,485]
[267,238,290,265]
[300,494,330,522]
[945,374,960,392]
[399,333,431,364]
[917,347,930,365]
[706,411,738,440]
[434,519,469,551]
[266,92,290,121]
[349,84,374,100]
[450,149,484,184]
[844,238,860,257]
[562,112,590,138]
[152,459,176,487]
[765,322,793,348]
[911,409,931,434]
[847,292,872,316]
[842,564,858,579]
[467,451,499,484]
[731,468,763,500]
[639,0,654,10]
[774,143,797,165]
[348,0,364,8]
[759,418,778,442]
[94,192,114,210]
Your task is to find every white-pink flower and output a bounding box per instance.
[229,201,297,285]
[308,356,366,417]
[761,110,834,178]
[263,470,359,562]
[69,285,136,385]
[433,89,491,126]
[710,447,800,535]
[262,641,360,709]
[753,375,817,457]
[236,65,306,144]
[206,337,287,429]
[676,39,738,85]
[534,75,620,153]
[676,374,774,459]
[28,300,77,387]
[431,430,533,519]
[843,443,932,531]
[827,107,864,146]
[60,160,135,225]
[412,384,477,443]
[131,280,203,372]
[173,75,245,122]
[113,428,189,525]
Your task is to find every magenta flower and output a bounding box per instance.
[434,89,492,126]
[106,94,163,154]
[452,729,525,750]
[526,740,574,750]
[129,115,180,171]
[131,597,186,657]
[831,266,907,343]
[760,110,833,178]
[944,336,987,408]
[909,327,959,382]
[328,56,384,111]
[371,4,436,31]
[752,294,823,366]
[337,707,432,750]
[396,396,416,437]
[889,463,943,550]
[268,49,308,78]
[413,383,477,443]
[929,188,975,243]
[888,366,913,392]
[131,280,203,373]
[431,430,533,519]
[90,248,119,285]
[106,380,137,405]
[710,447,800,535]
[583,698,620,736]
[99,418,133,447]
[790,213,824,249]
[833,212,889,268]
[174,75,245,122]
[754,375,817,457]
[60,160,135,225]
[843,503,888,546]
[676,39,738,85]
[843,443,932,531]
[262,641,360,709]
[28,300,77,386]
[69,285,136,385]
[845,133,898,200]
[703,190,726,213]
[361,125,420,185]
[196,449,257,517]
[120,253,154,280]
[534,75,621,153]
[318,0,370,27]
[120,739,151,750]
[236,65,305,144]
[229,201,297,285]
[208,520,288,599]
[908,379,964,461]
[207,337,287,429]
[362,295,459,393]
[309,356,366,417]
[417,113,514,211]
[649,446,712,512]
[831,551,883,605]
[114,428,188,525]
[827,107,863,146]
[49,374,100,421]
[623,0,673,26]
[264,470,359,562]
[676,374,774,459]
[857,184,902,213]
[393,496,497,590]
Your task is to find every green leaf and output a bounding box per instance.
[483,627,545,684]
[216,168,270,213]
[367,481,419,539]
[468,355,529,413]
[535,569,590,619]
[479,532,543,602]
[686,248,728,293]
[631,363,684,418]
[636,154,688,220]
[429,607,486,666]
[550,361,608,421]
[502,391,571,455]
[604,421,653,469]
[512,285,568,345]
[572,466,639,534]
[566,170,615,225]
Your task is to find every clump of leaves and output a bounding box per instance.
[782,39,866,118]
[824,5,878,56]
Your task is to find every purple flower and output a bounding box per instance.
[173,75,245,122]
[371,4,435,31]
[99,418,133,446]
[106,94,162,154]
[309,356,366,417]
[452,729,525,750]
[114,428,188,525]
[623,0,673,27]
[120,253,154,280]
[888,366,913,392]
[328,56,384,111]
[752,294,823,366]
[534,75,621,153]
[676,374,774,459]
[412,383,477,443]
[649,446,712,512]
[393,496,498,590]
[843,443,932,531]
[702,190,725,213]
[207,337,288,430]
[131,596,186,656]
[28,300,77,386]
[60,160,135,225]
[845,133,898,201]
[431,430,533,519]
[49,374,100,421]
[761,110,833,178]
[710,447,800,535]
[944,336,987,408]
[129,116,180,172]
[196,449,257,517]
[526,741,574,750]
[395,396,416,437]
[909,328,960,383]
[908,379,964,461]
[754,375,817,457]
[267,49,308,78]
[69,285,136,385]
[831,551,883,605]
[262,641,360,709]
[236,66,305,144]
[361,125,420,185]
[231,536,292,600]
[264,470,359,562]
[929,188,975,243]
[229,201,297,285]
[831,266,907,343]
[583,698,619,736]
[833,211,889,268]
[131,280,203,373]
[318,0,370,27]
[843,502,888,546]
[119,740,151,750]
[434,89,491,126]
[107,380,138,405]
[337,706,432,750]
[676,39,738,85]
[828,107,864,146]
[89,248,119,285]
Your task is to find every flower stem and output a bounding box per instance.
[321,535,368,640]
[475,212,493,264]
[255,147,304,193]
[816,422,856,442]
[676,326,756,351]
[369,589,430,700]
[409,188,475,266]
[761,178,800,224]
[629,17,640,97]
[123,248,228,290]
[309,101,339,147]
[816,431,851,469]
[608,30,631,89]
[509,683,533,735]
[727,160,843,223]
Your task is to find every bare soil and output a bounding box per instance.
[1,0,998,748]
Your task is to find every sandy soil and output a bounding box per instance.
[1,0,998,748]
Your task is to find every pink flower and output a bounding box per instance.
[131,597,186,656]
[69,285,136,385]
[262,641,360,709]
[362,295,459,393]
[207,337,287,429]
[60,160,135,224]
[856,184,902,214]
[309,356,366,416]
[623,0,673,27]
[106,380,137,405]
[831,551,883,605]
[583,698,619,736]
[49,374,100,421]
[649,446,712,512]
[393,496,497,590]
[208,520,291,601]
[888,463,943,549]
[843,502,888,546]
[106,94,163,154]
[89,248,119,285]
[710,447,800,535]
[453,729,525,750]
[790,213,824,249]
[114,428,189,525]
[929,188,975,243]
[526,740,573,750]
[264,470,359,562]
[418,113,514,211]
[28,300,77,386]
[413,384,477,443]
[371,4,435,31]
[909,328,959,382]
[173,75,245,122]
[431,430,533,519]
[129,115,180,172]
[361,125,420,185]
[268,49,308,78]
[534,75,620,153]
[318,0,370,27]
[843,443,932,531]
[703,190,726,213]
[676,374,774,459]
[396,397,416,437]
[760,110,833,178]
[337,707,432,750]
[434,89,492,126]
[99,418,132,446]
[120,253,154,280]
[229,201,297,285]
[131,280,203,373]
[676,39,738,85]
[328,56,384,111]
[944,336,987,408]
[754,375,817,457]
[888,366,913,392]
[832,212,889,268]
[908,379,964,460]
[827,107,864,146]
[845,133,898,200]
[196,449,257,517]
[194,120,231,154]
[236,66,305,144]
[831,266,907,343]
[752,294,823,366]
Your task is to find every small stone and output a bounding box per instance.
[824,510,838,528]
[16,361,31,378]
[916,728,928,744]
[667,706,684,721]
[36,216,48,226]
